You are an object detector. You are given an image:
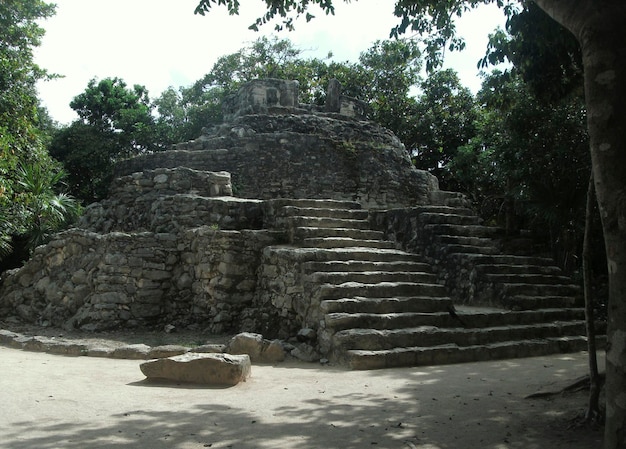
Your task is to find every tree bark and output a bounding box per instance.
[583,171,601,423]
[534,1,626,448]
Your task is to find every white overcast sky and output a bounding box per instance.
[34,0,507,125]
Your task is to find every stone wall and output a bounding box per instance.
[115,117,439,210]
[182,227,284,334]
[79,167,264,234]
[251,247,318,339]
[0,224,286,333]
[0,229,182,330]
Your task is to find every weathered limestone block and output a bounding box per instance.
[111,344,152,359]
[223,78,300,120]
[339,96,368,119]
[325,78,342,113]
[148,345,190,359]
[290,343,321,363]
[226,332,286,363]
[140,353,251,386]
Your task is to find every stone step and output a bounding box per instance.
[294,227,384,241]
[279,206,369,220]
[267,195,593,370]
[438,234,496,247]
[287,216,371,230]
[316,282,448,300]
[269,198,362,210]
[482,273,575,285]
[425,224,501,238]
[303,260,432,274]
[473,264,563,276]
[507,295,581,310]
[442,244,501,255]
[497,282,581,297]
[414,205,476,216]
[301,247,425,263]
[320,296,453,314]
[324,307,586,332]
[418,212,482,226]
[346,336,592,369]
[309,271,437,285]
[302,237,396,249]
[451,253,558,267]
[333,321,586,352]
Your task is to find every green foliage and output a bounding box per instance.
[153,85,223,145]
[195,0,337,32]
[0,0,80,267]
[0,213,13,259]
[0,0,56,186]
[13,162,81,250]
[194,36,349,105]
[146,36,426,153]
[347,39,422,134]
[410,69,478,188]
[70,77,159,155]
[50,77,161,204]
[481,2,583,101]
[48,123,117,203]
[193,0,518,71]
[451,71,589,244]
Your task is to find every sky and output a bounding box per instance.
[34,0,508,125]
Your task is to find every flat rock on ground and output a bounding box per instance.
[140,352,251,386]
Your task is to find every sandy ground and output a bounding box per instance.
[0,346,605,449]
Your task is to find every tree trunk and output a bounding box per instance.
[535,1,626,448]
[583,171,601,423]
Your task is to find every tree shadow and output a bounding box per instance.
[3,352,604,449]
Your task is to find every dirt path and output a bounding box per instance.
[1,345,604,449]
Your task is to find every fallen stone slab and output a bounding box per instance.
[140,353,251,386]
[0,331,87,355]
[45,340,88,356]
[111,344,152,359]
[85,346,115,358]
[148,345,189,359]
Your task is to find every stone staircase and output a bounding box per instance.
[268,198,594,369]
[395,201,583,312]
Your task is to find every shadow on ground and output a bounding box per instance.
[2,348,604,449]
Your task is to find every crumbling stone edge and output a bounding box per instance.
[0,328,324,364]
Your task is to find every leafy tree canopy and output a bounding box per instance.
[0,0,56,182]
[194,0,521,70]
[454,70,589,223]
[70,77,157,153]
[481,2,583,101]
[49,77,161,204]
[0,0,80,267]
